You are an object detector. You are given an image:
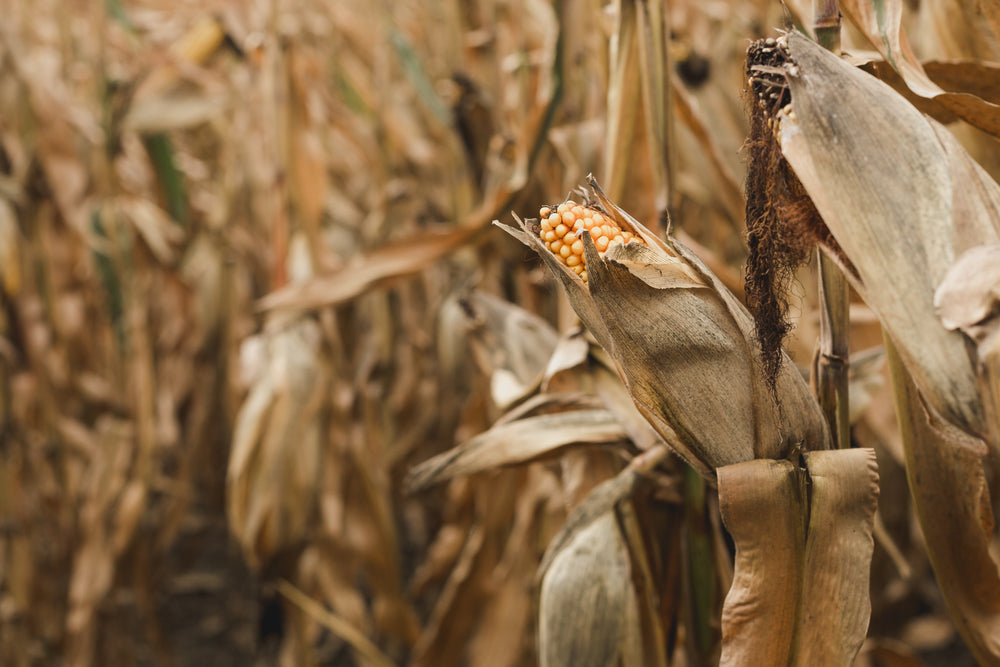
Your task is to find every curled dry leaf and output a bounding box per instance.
[458,290,560,410]
[936,243,1000,467]
[840,0,1000,137]
[775,31,1000,439]
[718,448,879,666]
[405,408,629,493]
[935,244,1000,346]
[499,176,829,475]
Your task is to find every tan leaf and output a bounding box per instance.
[718,449,879,666]
[840,0,1000,137]
[796,449,880,664]
[935,244,1000,345]
[459,290,560,410]
[405,409,629,492]
[718,459,805,666]
[257,225,486,312]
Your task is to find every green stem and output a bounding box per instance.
[811,0,848,448]
[813,0,841,52]
[816,250,851,449]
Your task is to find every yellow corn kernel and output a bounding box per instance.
[534,200,646,282]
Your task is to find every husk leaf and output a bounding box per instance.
[778,31,1000,438]
[538,511,641,667]
[885,337,1000,663]
[405,409,628,492]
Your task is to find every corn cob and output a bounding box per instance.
[537,201,645,282]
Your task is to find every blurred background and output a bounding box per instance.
[1,0,998,665]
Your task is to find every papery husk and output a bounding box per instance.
[500,177,829,475]
[538,510,643,667]
[717,448,879,666]
[885,337,1000,664]
[776,31,1000,440]
[226,317,326,570]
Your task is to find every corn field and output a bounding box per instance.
[2,0,1000,665]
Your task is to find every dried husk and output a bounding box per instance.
[776,31,1000,440]
[885,338,1000,664]
[538,511,642,667]
[226,317,326,569]
[500,177,829,475]
[718,448,879,666]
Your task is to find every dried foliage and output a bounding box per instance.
[2,0,1000,666]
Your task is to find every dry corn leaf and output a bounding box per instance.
[980,0,1000,43]
[776,31,1000,439]
[458,290,560,410]
[796,449,880,664]
[885,339,1000,664]
[501,177,829,475]
[718,448,879,666]
[604,0,671,220]
[467,466,555,667]
[840,0,1000,137]
[718,459,805,666]
[914,0,1000,62]
[406,409,629,492]
[276,578,396,667]
[538,511,641,667]
[257,225,488,312]
[672,74,744,228]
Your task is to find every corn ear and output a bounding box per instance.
[539,511,642,667]
[499,176,829,475]
[775,31,1000,439]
